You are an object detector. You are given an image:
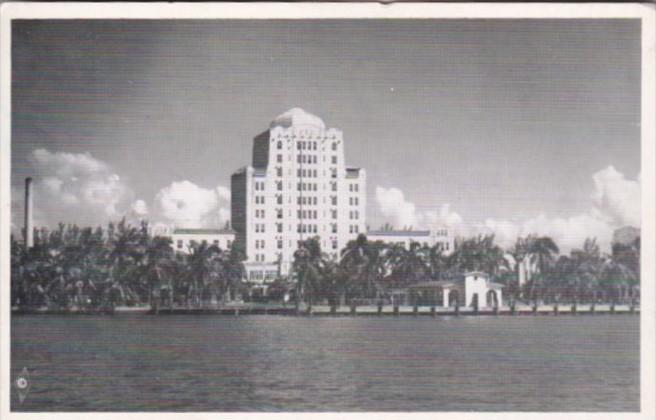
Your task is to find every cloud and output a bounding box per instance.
[131,200,149,216]
[591,165,640,227]
[483,166,640,253]
[375,187,419,229]
[15,149,136,228]
[154,180,230,228]
[375,186,464,232]
[375,165,640,254]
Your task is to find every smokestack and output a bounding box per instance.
[24,177,34,248]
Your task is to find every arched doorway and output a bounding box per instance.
[448,290,460,307]
[471,293,479,309]
[486,290,498,308]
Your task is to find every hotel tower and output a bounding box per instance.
[231,108,366,282]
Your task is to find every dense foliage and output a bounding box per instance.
[11,220,246,311]
[11,220,640,310]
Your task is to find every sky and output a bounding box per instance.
[10,19,641,253]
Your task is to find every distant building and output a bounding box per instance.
[231,108,366,280]
[167,228,235,254]
[366,228,454,254]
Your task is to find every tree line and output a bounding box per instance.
[11,219,640,311]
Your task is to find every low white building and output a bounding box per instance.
[366,228,454,254]
[167,228,236,254]
[407,271,503,308]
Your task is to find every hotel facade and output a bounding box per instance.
[231,108,366,281]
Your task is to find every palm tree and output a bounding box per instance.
[426,245,447,281]
[340,235,387,301]
[293,237,324,312]
[387,241,428,289]
[186,241,223,307]
[526,236,559,304]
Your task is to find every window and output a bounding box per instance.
[213,240,219,246]
[278,240,283,249]
[331,155,337,164]
[331,210,337,219]
[277,223,283,233]
[331,196,337,205]
[276,167,282,177]
[277,209,283,219]
[277,195,282,205]
[331,168,337,178]
[277,154,282,163]
[332,142,337,151]
[331,182,337,192]
[349,184,353,192]
[277,141,282,150]
[332,240,338,250]
[277,182,282,191]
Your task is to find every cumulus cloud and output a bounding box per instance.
[375,187,420,229]
[375,186,464,232]
[15,149,137,228]
[154,180,230,228]
[131,200,149,216]
[375,165,640,254]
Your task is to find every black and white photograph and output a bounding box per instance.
[1,3,654,417]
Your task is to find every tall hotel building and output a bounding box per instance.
[231,108,366,281]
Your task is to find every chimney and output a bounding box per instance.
[24,177,34,248]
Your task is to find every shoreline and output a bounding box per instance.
[11,303,640,317]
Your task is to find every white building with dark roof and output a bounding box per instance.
[366,228,454,254]
[231,108,366,280]
[167,228,235,254]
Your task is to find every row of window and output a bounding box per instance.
[276,140,339,151]
[254,181,265,191]
[297,224,319,234]
[349,210,360,220]
[176,239,231,249]
[255,239,266,249]
[298,154,318,165]
[349,184,360,192]
[254,223,266,233]
[349,225,360,234]
[297,168,318,178]
[298,182,318,192]
[255,195,265,204]
[255,209,265,218]
[349,197,360,206]
[298,210,319,219]
[298,196,318,205]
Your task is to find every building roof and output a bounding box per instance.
[367,230,431,237]
[408,281,455,289]
[270,108,326,130]
[173,228,235,235]
[345,168,362,179]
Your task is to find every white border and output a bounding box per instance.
[1,3,654,420]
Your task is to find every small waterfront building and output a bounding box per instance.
[366,228,454,254]
[406,271,504,307]
[167,228,236,254]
